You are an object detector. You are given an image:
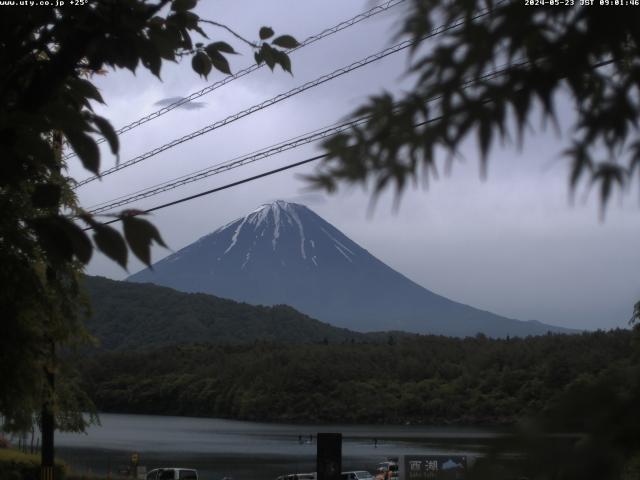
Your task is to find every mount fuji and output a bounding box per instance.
[128,200,568,337]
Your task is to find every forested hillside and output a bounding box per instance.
[78,329,633,425]
[83,276,367,349]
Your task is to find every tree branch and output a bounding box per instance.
[199,19,258,48]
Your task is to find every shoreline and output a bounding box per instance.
[86,410,516,430]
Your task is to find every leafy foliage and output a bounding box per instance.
[311,1,640,214]
[632,301,640,324]
[0,0,297,429]
[470,358,640,480]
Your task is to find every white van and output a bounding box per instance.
[341,471,375,480]
[277,473,317,480]
[146,468,198,480]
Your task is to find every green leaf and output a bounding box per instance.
[171,0,197,12]
[254,51,263,65]
[191,51,212,78]
[141,47,162,78]
[592,163,627,217]
[565,142,592,192]
[259,26,274,40]
[272,35,300,49]
[272,49,292,74]
[31,184,62,209]
[92,115,119,155]
[259,43,276,70]
[193,24,208,38]
[121,215,168,267]
[148,27,177,61]
[29,216,92,264]
[207,50,231,75]
[181,11,200,29]
[206,41,237,55]
[64,129,100,175]
[60,218,93,264]
[93,224,128,269]
[47,103,92,135]
[117,42,140,71]
[67,78,104,104]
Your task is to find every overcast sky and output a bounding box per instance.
[69,0,639,331]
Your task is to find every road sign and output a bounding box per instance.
[402,455,467,480]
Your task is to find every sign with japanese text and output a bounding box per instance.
[403,455,467,480]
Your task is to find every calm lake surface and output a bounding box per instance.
[56,413,501,480]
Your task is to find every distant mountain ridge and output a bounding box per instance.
[128,200,571,337]
[83,275,368,350]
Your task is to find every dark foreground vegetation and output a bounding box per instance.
[0,450,64,480]
[0,449,111,480]
[78,329,633,425]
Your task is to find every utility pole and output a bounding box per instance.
[41,129,63,480]
[317,433,342,480]
[40,340,55,480]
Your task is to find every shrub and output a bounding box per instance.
[0,449,66,480]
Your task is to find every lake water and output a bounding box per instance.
[56,413,500,480]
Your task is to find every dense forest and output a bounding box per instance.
[78,329,634,425]
[83,276,368,349]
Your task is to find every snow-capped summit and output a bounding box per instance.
[215,200,354,267]
[128,200,568,337]
[180,200,360,273]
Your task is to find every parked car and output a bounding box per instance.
[146,468,198,480]
[276,473,316,480]
[341,471,375,480]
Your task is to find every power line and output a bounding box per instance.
[81,63,620,229]
[74,9,491,189]
[63,0,407,161]
[85,58,527,214]
[82,153,329,231]
[83,116,364,211]
[82,111,449,232]
[85,118,367,214]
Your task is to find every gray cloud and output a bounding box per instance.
[154,96,208,110]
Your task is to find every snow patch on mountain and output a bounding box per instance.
[241,252,251,269]
[320,227,355,263]
[224,217,247,255]
[288,206,307,259]
[334,244,353,263]
[272,205,281,251]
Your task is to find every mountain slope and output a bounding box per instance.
[128,200,569,337]
[83,275,366,350]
